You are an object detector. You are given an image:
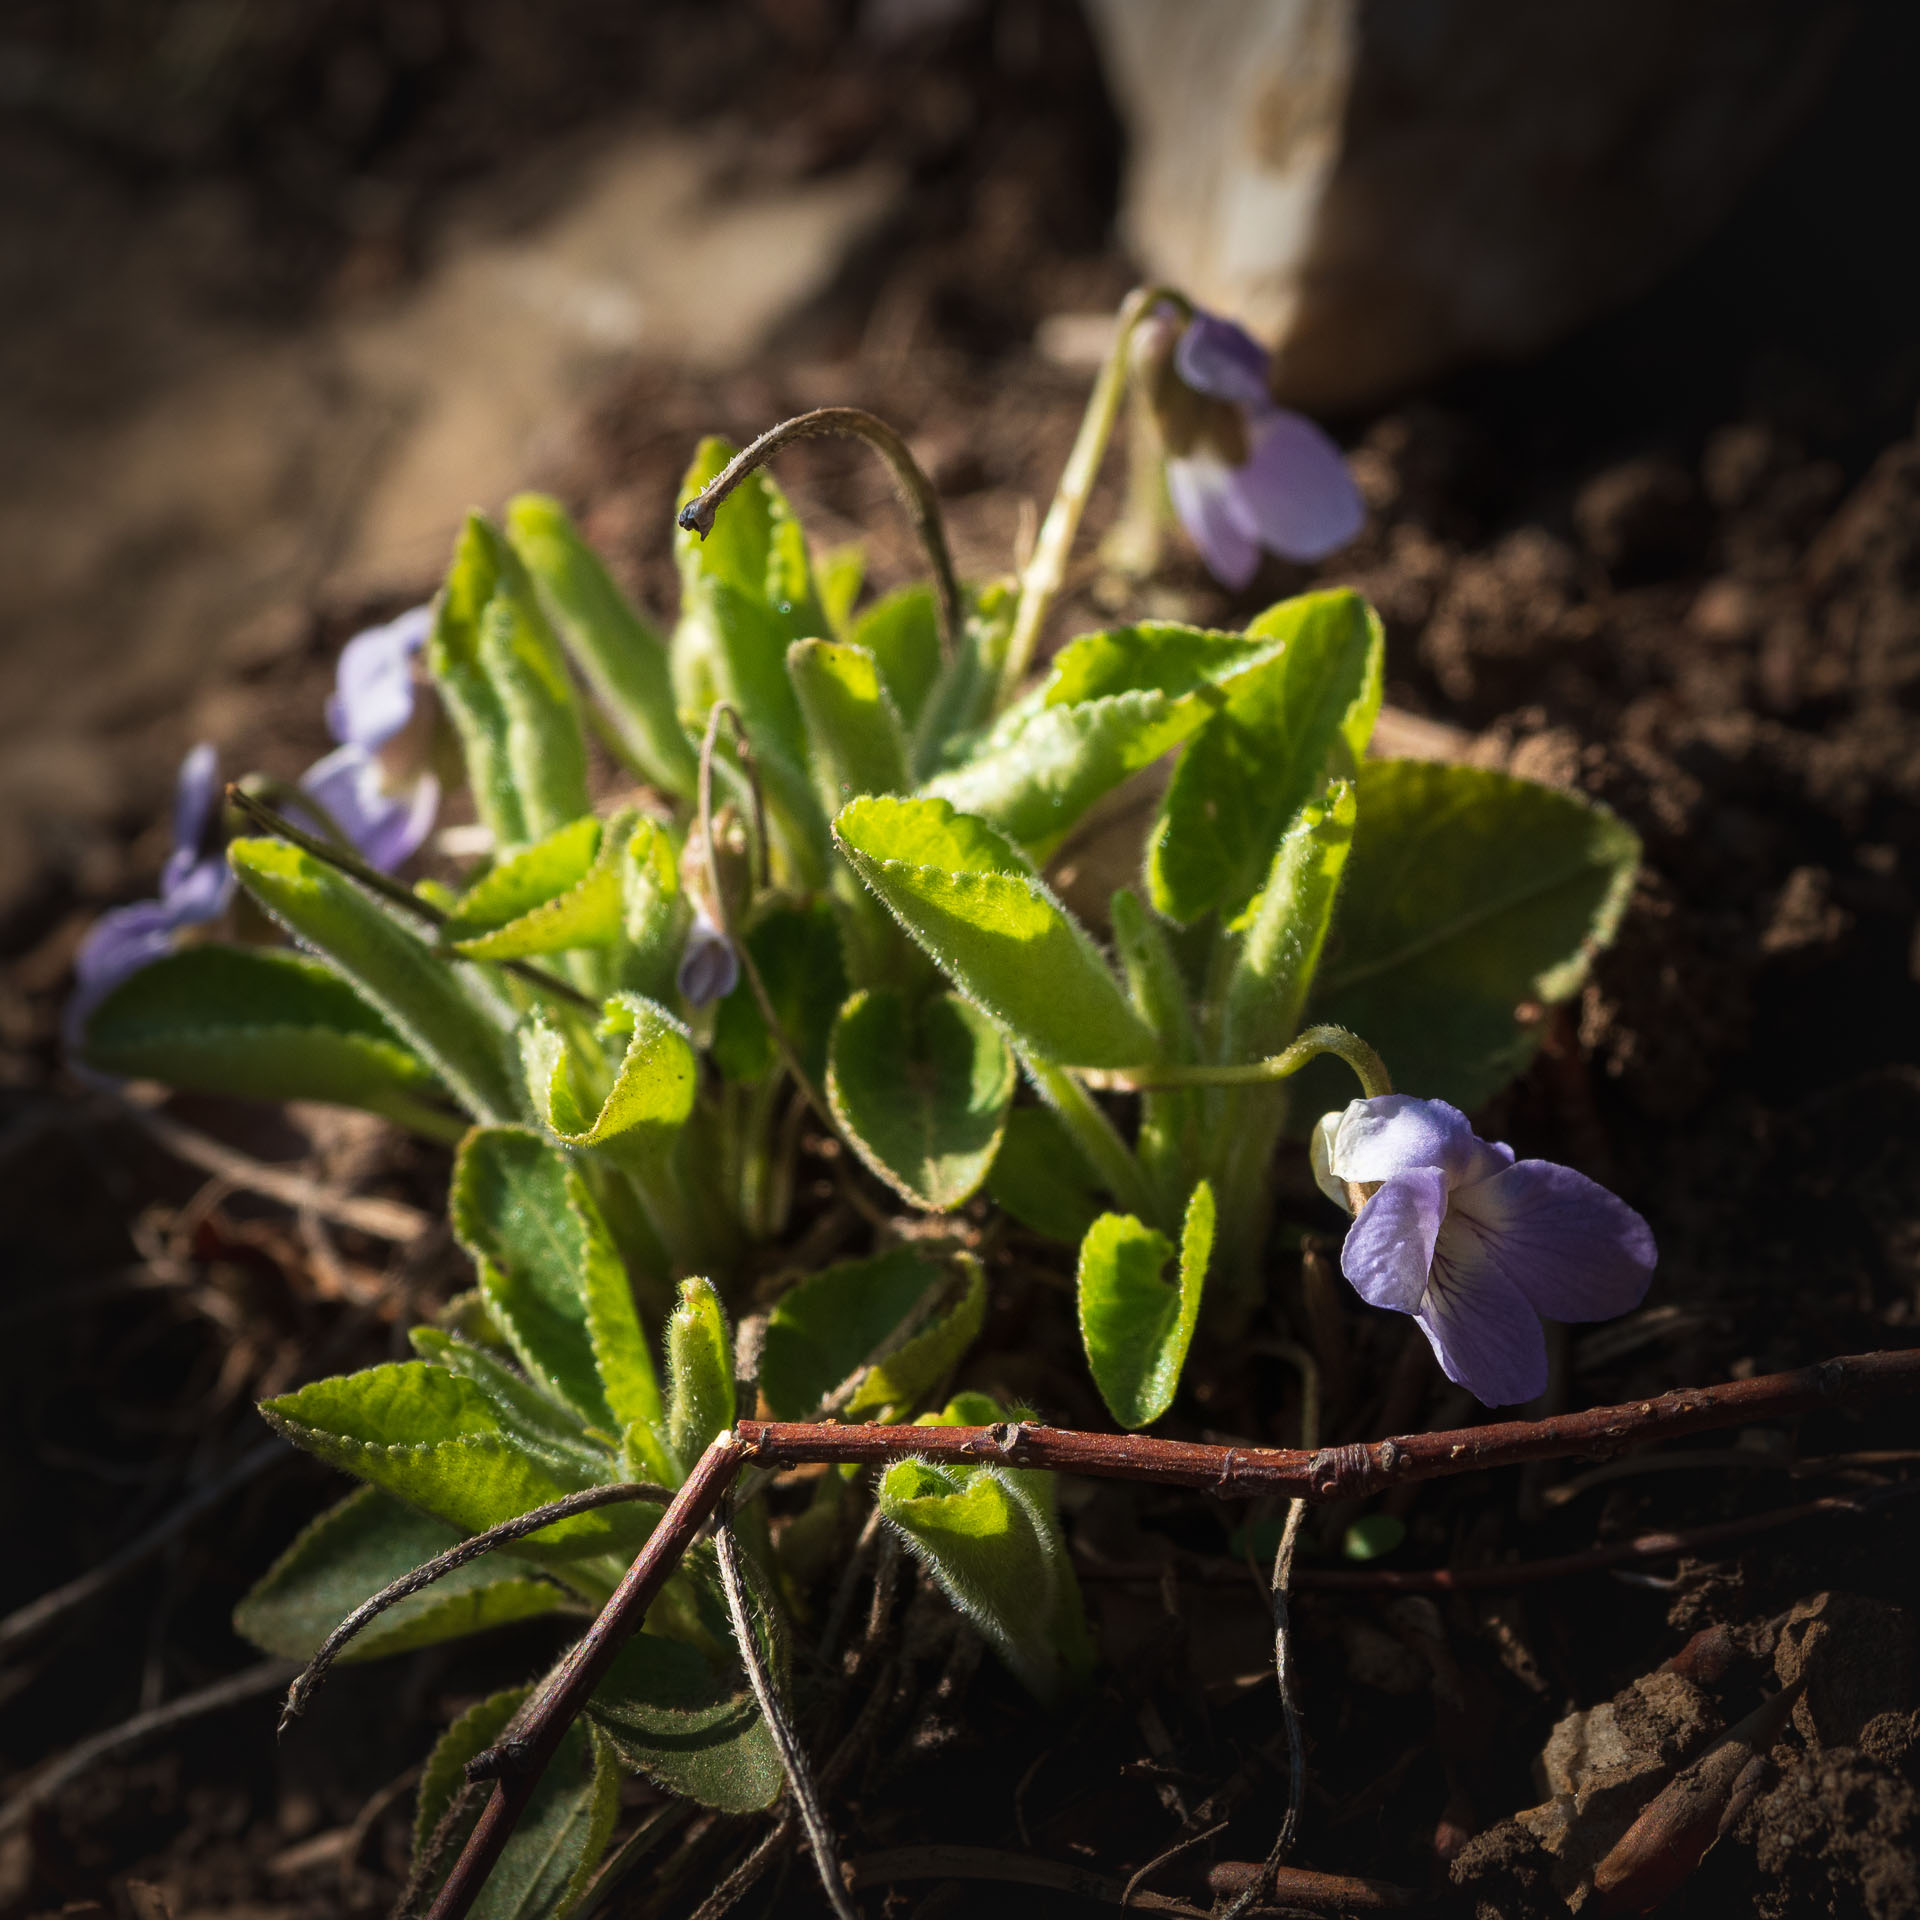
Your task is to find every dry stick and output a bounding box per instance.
[226,786,598,1015]
[676,406,963,663]
[0,1437,287,1658]
[278,1481,676,1729]
[713,1514,858,1920]
[736,1347,1920,1498]
[420,1436,748,1920]
[424,1347,1920,1920]
[0,1659,299,1835]
[117,1100,431,1242]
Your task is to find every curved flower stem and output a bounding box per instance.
[995,284,1191,709]
[677,406,962,661]
[1082,1023,1393,1103]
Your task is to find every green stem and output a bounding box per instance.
[1084,1024,1393,1102]
[995,284,1190,709]
[1025,1056,1157,1223]
[367,1090,472,1146]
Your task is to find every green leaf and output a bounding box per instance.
[417,1688,618,1920]
[447,816,628,960]
[521,994,697,1159]
[832,796,1155,1069]
[408,1328,609,1480]
[450,1128,617,1429]
[1221,780,1356,1063]
[665,1278,734,1475]
[817,542,865,640]
[228,838,522,1125]
[1150,588,1383,925]
[1076,1181,1214,1430]
[431,518,529,847]
[826,988,1014,1211]
[429,513,592,848]
[443,818,602,940]
[261,1362,649,1562]
[788,638,911,808]
[758,1245,937,1419]
[79,944,446,1126]
[985,1105,1107,1244]
[877,1451,1091,1707]
[925,621,1289,858]
[234,1486,570,1663]
[507,493,699,800]
[587,1631,783,1812]
[1309,760,1640,1110]
[617,817,688,1004]
[850,584,941,733]
[708,898,847,1088]
[759,1248,984,1421]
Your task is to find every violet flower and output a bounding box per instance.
[68,743,232,1047]
[1142,307,1364,590]
[677,905,740,1009]
[1312,1095,1656,1406]
[300,605,439,871]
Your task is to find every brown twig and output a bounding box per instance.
[420,1436,747,1920]
[676,406,962,661]
[278,1480,676,1728]
[736,1348,1920,1497]
[421,1347,1920,1920]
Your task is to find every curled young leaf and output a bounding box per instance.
[877,1427,1092,1707]
[665,1278,735,1476]
[1076,1181,1215,1430]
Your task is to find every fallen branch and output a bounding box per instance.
[418,1346,1919,1920]
[736,1347,1920,1498]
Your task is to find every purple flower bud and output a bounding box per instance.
[1313,1095,1656,1406]
[1149,306,1364,590]
[299,744,440,873]
[326,606,433,750]
[677,908,739,1009]
[67,744,234,1053]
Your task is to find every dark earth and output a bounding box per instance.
[2,4,1917,1917]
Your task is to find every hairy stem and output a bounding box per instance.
[678,406,962,662]
[996,285,1190,707]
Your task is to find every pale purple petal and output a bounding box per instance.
[1167,455,1260,590]
[161,854,234,926]
[73,900,177,1000]
[300,743,439,872]
[1447,1161,1656,1322]
[327,605,432,749]
[1174,312,1272,410]
[170,742,222,859]
[1227,409,1367,563]
[1328,1095,1485,1188]
[1417,1237,1549,1404]
[678,911,739,1008]
[1310,1110,1351,1213]
[1341,1167,1448,1312]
